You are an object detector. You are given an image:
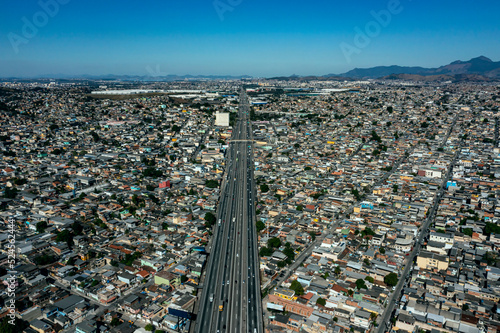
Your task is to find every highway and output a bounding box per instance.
[195,89,263,333]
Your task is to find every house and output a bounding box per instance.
[30,319,52,333]
[273,287,297,301]
[117,272,136,285]
[154,270,180,287]
[416,250,449,271]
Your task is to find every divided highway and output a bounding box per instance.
[195,89,263,333]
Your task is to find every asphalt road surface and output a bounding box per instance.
[195,89,263,333]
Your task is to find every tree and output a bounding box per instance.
[283,246,295,261]
[463,228,473,237]
[484,251,498,265]
[296,205,303,211]
[204,212,216,227]
[361,227,375,237]
[356,279,367,290]
[180,275,188,283]
[36,221,48,233]
[145,324,154,331]
[90,131,100,142]
[316,298,326,306]
[56,229,73,247]
[110,318,121,327]
[267,237,281,249]
[334,266,342,275]
[121,251,142,266]
[3,186,18,199]
[205,179,219,188]
[259,246,273,257]
[256,221,265,232]
[71,222,83,236]
[143,167,163,178]
[384,272,398,287]
[484,222,500,236]
[309,231,316,241]
[260,184,269,193]
[379,247,386,254]
[365,276,374,283]
[290,280,304,295]
[0,317,29,333]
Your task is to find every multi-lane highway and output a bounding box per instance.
[195,89,263,333]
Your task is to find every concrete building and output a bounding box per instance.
[215,112,229,127]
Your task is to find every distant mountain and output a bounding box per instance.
[381,73,495,83]
[335,65,431,79]
[337,56,500,80]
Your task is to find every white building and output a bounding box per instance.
[215,112,230,126]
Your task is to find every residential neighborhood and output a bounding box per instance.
[0,79,499,333]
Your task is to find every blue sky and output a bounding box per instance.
[1,0,499,77]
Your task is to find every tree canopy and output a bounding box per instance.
[290,280,304,295]
[384,272,398,287]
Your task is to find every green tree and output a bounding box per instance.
[309,231,316,241]
[356,279,367,290]
[484,222,500,235]
[3,186,18,199]
[290,280,304,295]
[484,251,499,265]
[0,317,29,333]
[267,237,281,248]
[463,228,473,237]
[145,324,154,332]
[56,229,74,247]
[256,221,265,232]
[71,222,84,236]
[260,184,269,192]
[283,247,295,261]
[121,251,142,266]
[316,298,326,306]
[365,276,374,283]
[384,272,398,287]
[334,266,342,275]
[259,246,273,257]
[204,212,216,227]
[36,221,48,233]
[205,179,219,188]
[379,247,386,254]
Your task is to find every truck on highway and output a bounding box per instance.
[219,300,224,311]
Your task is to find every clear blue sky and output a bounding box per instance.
[1,0,499,77]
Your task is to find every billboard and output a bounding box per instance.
[168,307,195,320]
